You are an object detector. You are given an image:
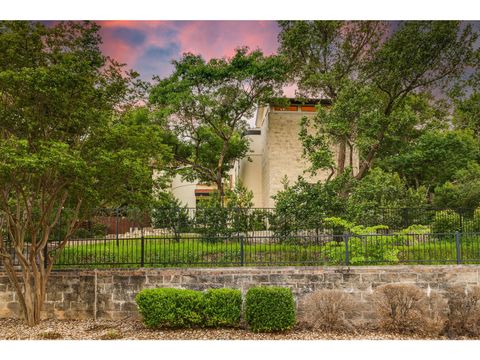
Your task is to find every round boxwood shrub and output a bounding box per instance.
[135,288,204,328]
[245,286,296,332]
[203,288,242,327]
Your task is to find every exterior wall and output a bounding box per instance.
[1,266,479,321]
[167,101,361,209]
[238,132,265,208]
[170,174,197,208]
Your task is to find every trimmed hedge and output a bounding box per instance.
[245,286,296,332]
[204,288,242,327]
[135,288,204,328]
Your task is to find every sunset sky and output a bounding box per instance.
[96,21,281,81]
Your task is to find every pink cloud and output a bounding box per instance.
[95,21,281,78]
[177,21,279,60]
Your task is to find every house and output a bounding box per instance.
[170,98,360,208]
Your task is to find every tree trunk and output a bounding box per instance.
[337,137,347,175]
[1,256,48,326]
[216,139,229,207]
[216,172,225,207]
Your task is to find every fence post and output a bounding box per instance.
[140,226,145,268]
[345,233,350,266]
[403,207,409,229]
[240,234,245,266]
[455,231,461,265]
[115,208,119,247]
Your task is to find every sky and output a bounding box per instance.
[97,21,281,81]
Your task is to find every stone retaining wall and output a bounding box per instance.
[1,265,479,321]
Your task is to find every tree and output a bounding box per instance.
[150,47,287,203]
[433,162,480,209]
[346,168,427,226]
[0,21,172,325]
[452,49,480,139]
[280,21,478,180]
[278,21,386,176]
[378,130,480,192]
[272,175,349,237]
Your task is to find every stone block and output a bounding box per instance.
[306,274,324,283]
[145,275,164,285]
[342,273,361,283]
[251,275,269,283]
[360,273,380,283]
[379,273,399,282]
[398,273,418,283]
[123,302,139,312]
[129,275,147,286]
[180,275,198,284]
[324,273,343,283]
[46,290,63,302]
[215,275,234,283]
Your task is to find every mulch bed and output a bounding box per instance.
[0,318,469,340]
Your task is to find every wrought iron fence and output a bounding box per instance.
[2,207,480,269]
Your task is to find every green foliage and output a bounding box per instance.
[380,130,480,190]
[203,288,242,328]
[149,47,287,196]
[431,210,462,234]
[280,21,477,182]
[135,288,204,329]
[245,287,296,332]
[395,224,430,235]
[454,92,480,139]
[433,162,480,210]
[324,236,400,265]
[195,192,231,242]
[152,194,190,240]
[195,184,263,241]
[346,168,427,227]
[272,175,348,238]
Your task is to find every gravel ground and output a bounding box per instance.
[0,318,470,340]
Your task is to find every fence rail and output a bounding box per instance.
[2,207,480,269]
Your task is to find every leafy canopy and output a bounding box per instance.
[149,47,287,198]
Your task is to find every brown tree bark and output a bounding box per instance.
[337,137,347,175]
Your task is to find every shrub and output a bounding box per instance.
[373,283,444,336]
[431,210,461,234]
[245,287,296,332]
[444,285,480,337]
[135,288,205,328]
[299,290,358,332]
[203,288,242,328]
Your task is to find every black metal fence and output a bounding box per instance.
[2,207,480,269]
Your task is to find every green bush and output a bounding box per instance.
[245,287,296,332]
[431,210,461,234]
[203,288,242,327]
[135,288,204,328]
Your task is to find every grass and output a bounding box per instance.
[52,234,480,269]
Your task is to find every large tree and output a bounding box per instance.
[149,47,287,203]
[278,20,386,175]
[378,130,480,192]
[0,21,171,325]
[279,21,478,181]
